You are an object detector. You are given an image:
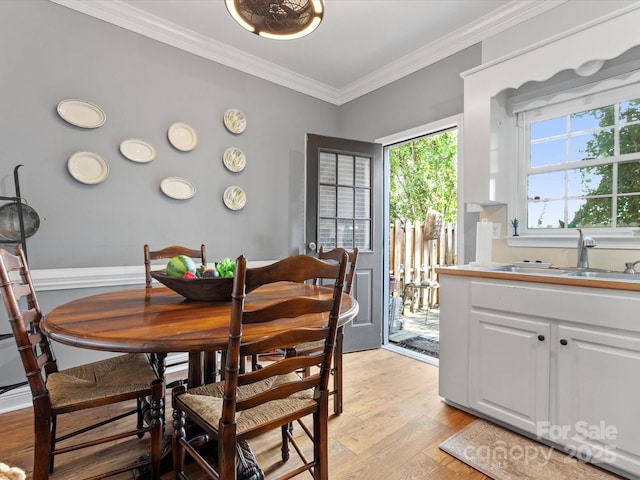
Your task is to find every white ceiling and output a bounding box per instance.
[51,0,566,104]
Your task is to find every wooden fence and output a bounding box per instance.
[389,219,457,307]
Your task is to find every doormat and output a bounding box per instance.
[440,419,622,480]
[396,335,439,358]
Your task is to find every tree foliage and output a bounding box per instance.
[569,101,640,228]
[389,130,457,223]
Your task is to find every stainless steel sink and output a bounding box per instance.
[566,270,640,281]
[491,265,570,275]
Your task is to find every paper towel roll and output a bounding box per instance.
[476,221,493,266]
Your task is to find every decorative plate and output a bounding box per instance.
[223,147,246,172]
[160,177,196,200]
[119,138,157,163]
[167,123,198,151]
[67,151,109,184]
[223,186,246,210]
[223,108,246,134]
[57,99,106,128]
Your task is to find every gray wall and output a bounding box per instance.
[1,0,339,269]
[339,45,480,142]
[0,0,479,402]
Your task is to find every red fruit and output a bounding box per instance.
[183,271,197,279]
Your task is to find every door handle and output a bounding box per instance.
[307,242,317,252]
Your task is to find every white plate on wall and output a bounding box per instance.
[160,177,196,200]
[223,109,246,134]
[119,138,157,163]
[57,99,106,128]
[223,186,246,210]
[167,123,197,151]
[223,147,246,172]
[67,151,109,184]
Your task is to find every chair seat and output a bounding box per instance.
[290,340,324,352]
[47,353,157,409]
[179,372,315,433]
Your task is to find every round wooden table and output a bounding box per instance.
[42,281,358,386]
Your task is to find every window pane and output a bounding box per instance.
[531,116,566,140]
[318,219,335,248]
[527,199,565,229]
[355,156,370,187]
[319,152,336,183]
[337,219,353,248]
[337,187,353,217]
[528,171,564,200]
[567,165,612,197]
[570,129,614,161]
[618,161,640,194]
[531,138,566,167]
[337,155,353,185]
[620,124,640,155]
[319,185,336,217]
[619,99,640,123]
[355,188,370,219]
[354,220,371,250]
[617,195,640,227]
[570,197,612,228]
[570,105,614,131]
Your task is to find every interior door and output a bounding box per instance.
[306,134,383,352]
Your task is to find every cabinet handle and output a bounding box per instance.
[560,339,568,346]
[537,335,545,341]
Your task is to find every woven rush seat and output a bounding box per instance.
[178,372,315,434]
[47,353,157,409]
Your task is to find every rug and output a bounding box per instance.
[396,335,439,358]
[440,420,622,480]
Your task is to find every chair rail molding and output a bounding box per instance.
[28,261,277,291]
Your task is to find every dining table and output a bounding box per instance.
[41,280,357,479]
[41,281,359,387]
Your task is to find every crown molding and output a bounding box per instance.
[50,0,564,106]
[338,0,567,104]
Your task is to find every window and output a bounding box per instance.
[517,84,640,234]
[318,152,372,250]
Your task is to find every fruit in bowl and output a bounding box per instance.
[150,269,234,301]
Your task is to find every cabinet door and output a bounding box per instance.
[470,311,550,433]
[556,325,640,475]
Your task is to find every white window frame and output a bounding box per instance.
[507,70,640,249]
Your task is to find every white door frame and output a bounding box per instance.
[376,114,463,346]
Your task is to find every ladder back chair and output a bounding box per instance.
[0,245,164,480]
[172,253,348,480]
[144,244,214,385]
[286,246,358,415]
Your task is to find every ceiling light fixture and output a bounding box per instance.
[225,0,324,40]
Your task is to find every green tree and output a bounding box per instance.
[389,130,457,223]
[570,101,640,228]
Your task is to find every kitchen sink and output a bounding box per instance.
[566,270,640,281]
[491,265,571,275]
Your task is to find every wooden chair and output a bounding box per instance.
[172,253,348,480]
[0,245,164,480]
[144,244,214,384]
[285,246,358,415]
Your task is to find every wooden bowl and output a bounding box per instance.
[150,270,233,301]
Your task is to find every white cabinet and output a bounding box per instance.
[439,273,640,478]
[469,311,550,434]
[555,325,640,475]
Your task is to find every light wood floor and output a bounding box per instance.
[0,348,489,479]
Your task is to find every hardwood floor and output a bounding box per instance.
[0,348,488,479]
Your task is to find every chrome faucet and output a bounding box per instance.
[576,228,596,268]
[624,260,640,274]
